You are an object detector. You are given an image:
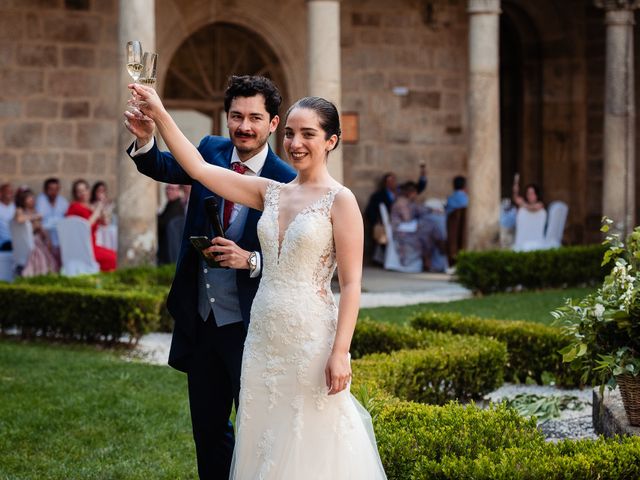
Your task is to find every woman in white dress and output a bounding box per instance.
[130,83,387,479]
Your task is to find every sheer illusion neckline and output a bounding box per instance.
[274,184,340,261]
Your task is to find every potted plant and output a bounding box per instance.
[553,218,640,426]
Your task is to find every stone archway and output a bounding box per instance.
[499,3,543,198]
[162,22,289,153]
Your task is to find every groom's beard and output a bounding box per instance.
[232,130,269,156]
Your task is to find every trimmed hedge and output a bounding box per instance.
[375,401,640,479]
[0,284,162,342]
[455,244,608,294]
[410,311,579,386]
[14,266,175,332]
[353,332,506,404]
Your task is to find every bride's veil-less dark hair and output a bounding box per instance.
[285,97,342,152]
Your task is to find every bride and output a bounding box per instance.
[130,83,387,479]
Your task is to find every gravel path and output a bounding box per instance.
[484,384,599,441]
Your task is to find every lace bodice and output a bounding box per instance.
[257,181,342,303]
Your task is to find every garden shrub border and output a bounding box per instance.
[410,311,580,386]
[0,284,162,342]
[455,244,608,294]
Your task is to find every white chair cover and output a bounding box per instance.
[513,208,547,252]
[96,224,118,251]
[543,201,568,248]
[379,203,423,273]
[57,217,100,276]
[0,251,13,281]
[9,219,35,269]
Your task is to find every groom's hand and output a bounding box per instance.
[123,109,154,149]
[205,237,251,269]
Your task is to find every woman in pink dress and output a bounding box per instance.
[65,179,117,272]
[14,187,59,277]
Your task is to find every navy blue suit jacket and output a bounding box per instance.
[129,136,296,372]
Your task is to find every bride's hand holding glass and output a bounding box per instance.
[128,83,165,121]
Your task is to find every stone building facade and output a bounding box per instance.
[0,0,638,261]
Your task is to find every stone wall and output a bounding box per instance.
[0,0,119,199]
[340,0,469,207]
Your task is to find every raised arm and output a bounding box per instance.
[324,189,364,395]
[129,84,269,211]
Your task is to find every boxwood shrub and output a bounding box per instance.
[0,284,161,342]
[375,401,640,479]
[455,244,608,293]
[353,331,506,404]
[14,266,175,332]
[410,311,580,386]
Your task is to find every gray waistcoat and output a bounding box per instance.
[197,203,249,326]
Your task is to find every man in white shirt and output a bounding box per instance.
[0,183,15,251]
[35,177,69,247]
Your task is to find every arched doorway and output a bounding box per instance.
[499,4,543,199]
[162,22,289,153]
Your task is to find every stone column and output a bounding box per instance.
[307,0,343,183]
[117,0,158,266]
[466,0,501,250]
[596,0,640,237]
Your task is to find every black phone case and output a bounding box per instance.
[189,236,222,268]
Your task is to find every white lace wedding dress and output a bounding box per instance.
[230,181,387,479]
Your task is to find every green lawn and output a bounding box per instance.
[0,340,196,480]
[359,287,593,326]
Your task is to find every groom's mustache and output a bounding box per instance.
[234,131,255,138]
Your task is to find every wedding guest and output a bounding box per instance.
[157,184,185,264]
[90,181,115,225]
[512,173,544,212]
[391,181,445,272]
[66,179,117,272]
[445,175,468,216]
[35,178,69,248]
[0,183,15,251]
[14,187,59,277]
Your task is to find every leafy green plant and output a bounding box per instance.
[501,393,588,423]
[554,218,640,390]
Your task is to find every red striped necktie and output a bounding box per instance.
[223,162,248,229]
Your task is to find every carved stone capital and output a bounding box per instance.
[594,0,640,11]
[467,0,501,15]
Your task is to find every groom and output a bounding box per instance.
[124,75,296,478]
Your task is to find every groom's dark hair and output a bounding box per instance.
[224,75,282,120]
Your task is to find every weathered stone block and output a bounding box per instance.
[43,14,101,43]
[4,122,43,148]
[0,70,44,96]
[0,153,18,175]
[97,47,117,69]
[25,98,58,118]
[361,72,385,90]
[46,122,73,148]
[61,151,89,173]
[21,152,60,175]
[93,99,117,119]
[12,0,60,8]
[90,152,108,175]
[25,13,43,39]
[62,46,95,67]
[93,0,115,14]
[47,71,97,97]
[62,101,89,118]
[0,101,21,118]
[352,13,380,27]
[401,91,441,110]
[76,121,116,149]
[0,12,22,40]
[0,43,13,67]
[16,44,58,68]
[412,73,437,88]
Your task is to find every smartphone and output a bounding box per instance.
[189,235,223,268]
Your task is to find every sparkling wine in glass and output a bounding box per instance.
[139,52,158,87]
[126,41,143,82]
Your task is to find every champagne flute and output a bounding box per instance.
[139,52,158,88]
[126,41,143,82]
